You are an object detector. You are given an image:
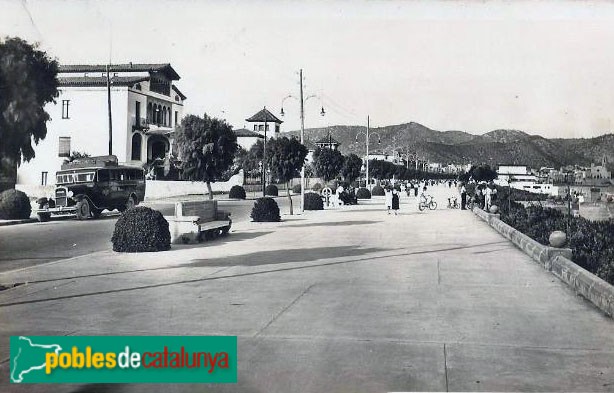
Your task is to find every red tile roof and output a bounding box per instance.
[59,63,181,80]
[245,108,283,124]
[58,76,150,87]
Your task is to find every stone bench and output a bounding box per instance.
[141,200,231,244]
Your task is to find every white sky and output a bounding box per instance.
[3,0,614,138]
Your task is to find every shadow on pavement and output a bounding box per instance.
[182,245,386,268]
[174,231,274,250]
[0,241,508,308]
[281,220,379,228]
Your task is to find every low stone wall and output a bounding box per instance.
[145,171,243,200]
[473,207,614,317]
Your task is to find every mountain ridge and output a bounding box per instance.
[282,122,614,169]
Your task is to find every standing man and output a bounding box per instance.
[460,182,467,210]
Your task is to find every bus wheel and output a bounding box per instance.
[76,199,91,220]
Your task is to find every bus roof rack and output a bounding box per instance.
[61,155,119,170]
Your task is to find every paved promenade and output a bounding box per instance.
[0,186,613,392]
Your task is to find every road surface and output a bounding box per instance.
[0,196,300,272]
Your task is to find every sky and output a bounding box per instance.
[3,0,614,139]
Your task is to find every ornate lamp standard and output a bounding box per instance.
[279,69,325,213]
[354,116,381,190]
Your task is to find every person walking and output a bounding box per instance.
[460,183,467,210]
[384,185,393,214]
[484,183,492,210]
[392,187,400,215]
[490,181,498,208]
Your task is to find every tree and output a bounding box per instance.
[246,140,264,174]
[0,37,59,190]
[175,114,238,199]
[341,153,363,184]
[313,147,344,183]
[266,137,308,215]
[465,165,498,182]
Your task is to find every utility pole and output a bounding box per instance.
[299,69,306,213]
[366,115,370,190]
[106,64,113,155]
[263,106,268,197]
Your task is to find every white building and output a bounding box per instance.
[16,63,186,189]
[234,128,265,151]
[495,165,537,186]
[245,108,282,139]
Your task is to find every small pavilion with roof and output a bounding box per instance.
[245,108,283,139]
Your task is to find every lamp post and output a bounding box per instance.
[279,69,325,213]
[355,116,381,190]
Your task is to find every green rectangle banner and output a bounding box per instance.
[10,336,237,384]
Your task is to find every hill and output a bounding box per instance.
[282,122,614,169]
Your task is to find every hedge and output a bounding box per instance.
[111,206,171,252]
[251,197,281,222]
[304,192,324,210]
[371,185,385,196]
[356,188,371,199]
[0,189,31,220]
[229,185,246,199]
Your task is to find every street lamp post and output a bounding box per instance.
[262,106,268,197]
[280,69,325,213]
[355,116,380,190]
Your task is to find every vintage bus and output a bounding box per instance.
[35,156,145,221]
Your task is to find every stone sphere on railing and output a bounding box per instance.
[489,204,499,214]
[549,230,567,248]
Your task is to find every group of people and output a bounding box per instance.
[459,181,498,210]
[382,182,432,215]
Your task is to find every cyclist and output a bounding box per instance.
[419,186,428,205]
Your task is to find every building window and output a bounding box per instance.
[62,100,70,119]
[275,124,280,133]
[58,137,71,157]
[175,111,178,126]
[131,133,142,161]
[41,172,48,186]
[135,101,141,124]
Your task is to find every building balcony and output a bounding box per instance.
[132,117,149,130]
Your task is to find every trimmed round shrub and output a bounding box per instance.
[112,206,171,252]
[292,184,302,194]
[304,192,324,210]
[265,184,278,196]
[229,185,246,200]
[312,183,322,191]
[0,189,31,219]
[356,187,371,199]
[251,197,281,222]
[371,185,385,196]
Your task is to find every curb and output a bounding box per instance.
[473,207,614,317]
[0,218,37,227]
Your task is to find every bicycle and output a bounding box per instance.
[447,196,459,209]
[418,195,437,211]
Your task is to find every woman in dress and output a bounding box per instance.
[391,187,400,215]
[384,185,393,214]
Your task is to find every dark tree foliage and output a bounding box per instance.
[175,114,238,199]
[111,207,171,252]
[462,165,498,182]
[0,37,59,173]
[265,137,308,215]
[313,147,344,183]
[341,153,363,183]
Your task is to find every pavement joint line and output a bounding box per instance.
[443,343,449,392]
[254,284,315,337]
[251,334,614,352]
[1,280,77,303]
[0,249,110,276]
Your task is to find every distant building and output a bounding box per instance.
[314,134,341,151]
[16,63,186,189]
[245,108,282,139]
[589,157,611,180]
[234,128,264,150]
[495,165,537,185]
